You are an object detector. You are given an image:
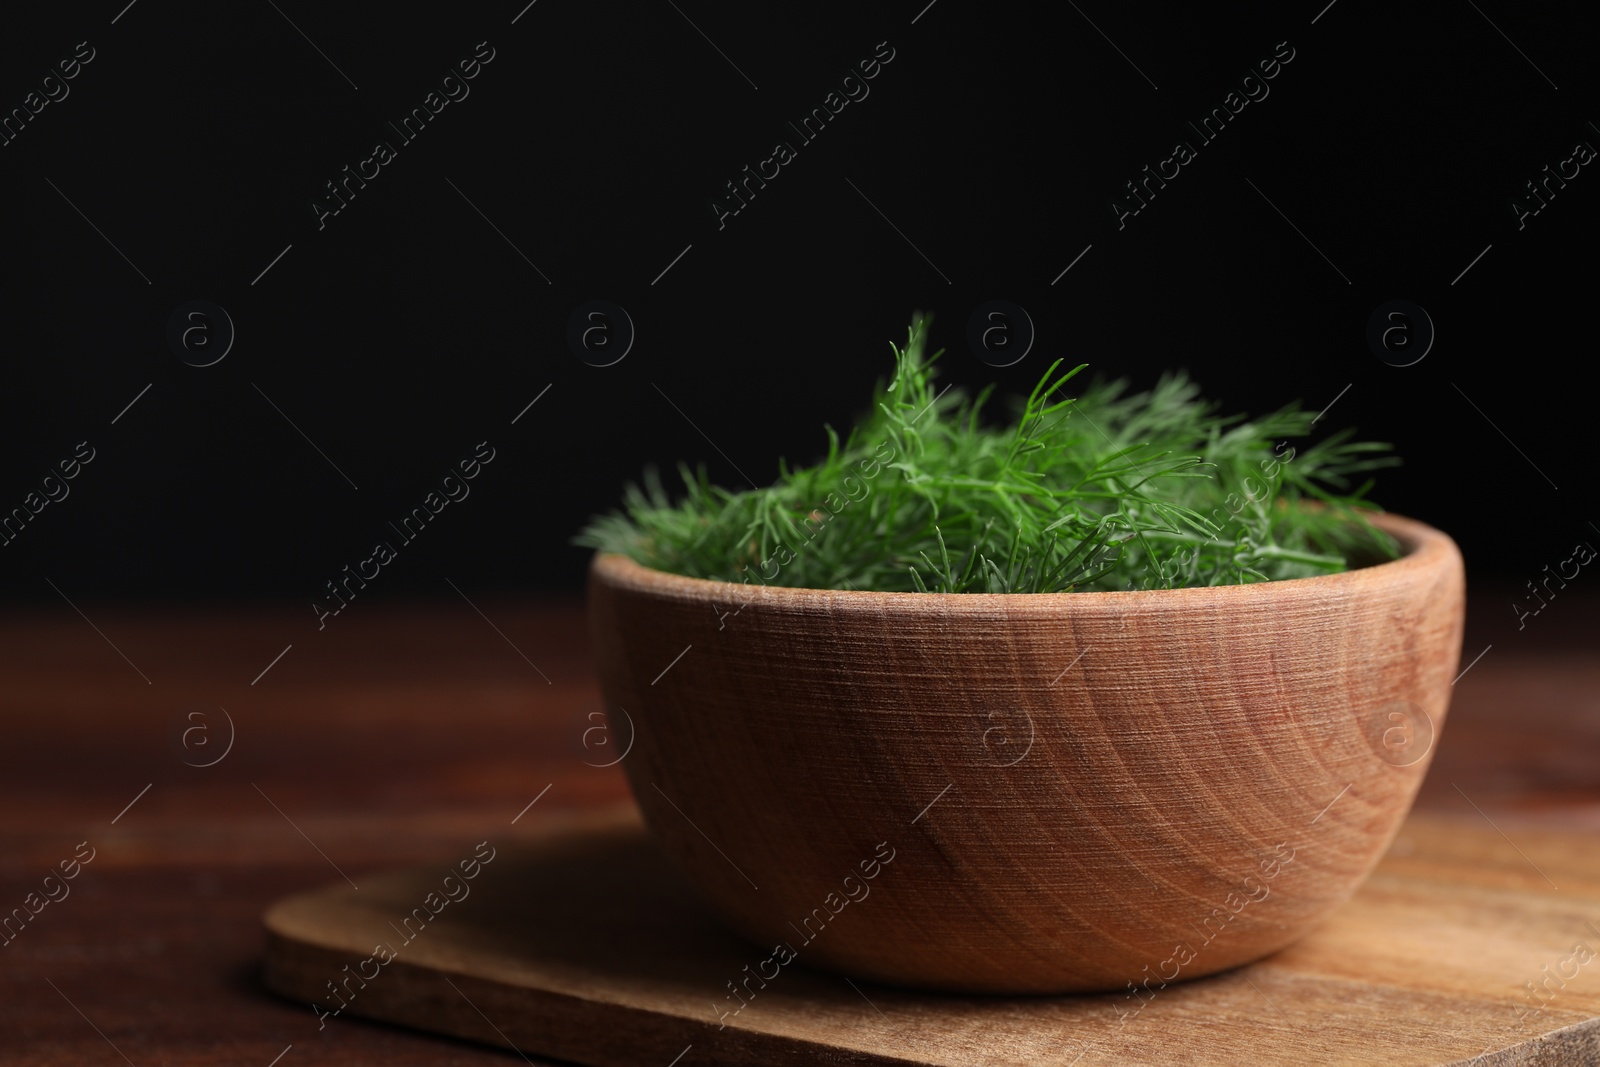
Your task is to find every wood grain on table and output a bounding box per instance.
[0,589,1595,1065]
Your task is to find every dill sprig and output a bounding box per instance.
[576,316,1399,593]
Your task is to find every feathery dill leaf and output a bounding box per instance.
[575,316,1399,592]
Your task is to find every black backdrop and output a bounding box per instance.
[0,1,1592,607]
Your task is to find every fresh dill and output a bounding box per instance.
[576,316,1399,593]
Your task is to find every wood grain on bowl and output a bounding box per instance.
[586,512,1466,994]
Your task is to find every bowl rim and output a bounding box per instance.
[589,509,1461,610]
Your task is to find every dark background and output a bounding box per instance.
[0,0,1591,609]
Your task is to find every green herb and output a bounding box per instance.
[576,316,1399,593]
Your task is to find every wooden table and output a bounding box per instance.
[1,590,1595,1064]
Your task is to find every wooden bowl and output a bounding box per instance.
[586,511,1464,994]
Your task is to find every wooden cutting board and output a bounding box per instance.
[262,808,1600,1066]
